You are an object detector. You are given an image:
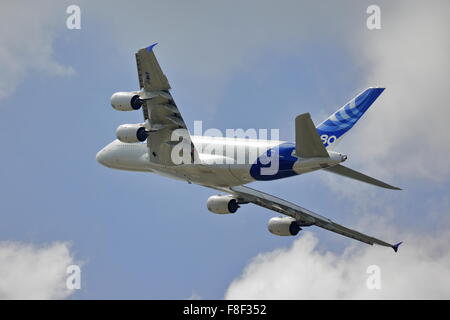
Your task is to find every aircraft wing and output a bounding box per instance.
[135,43,170,92]
[135,44,198,165]
[214,185,402,251]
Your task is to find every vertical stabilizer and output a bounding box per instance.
[316,87,385,148]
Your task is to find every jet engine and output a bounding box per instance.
[207,195,240,214]
[111,92,144,111]
[116,124,148,143]
[267,217,301,236]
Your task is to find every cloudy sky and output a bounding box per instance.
[0,0,449,299]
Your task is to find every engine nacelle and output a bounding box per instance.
[267,217,301,236]
[116,124,148,143]
[207,195,240,214]
[111,92,144,111]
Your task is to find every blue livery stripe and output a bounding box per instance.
[250,143,298,181]
[316,87,384,147]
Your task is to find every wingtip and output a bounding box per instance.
[145,43,158,52]
[367,87,385,93]
[383,183,401,190]
[392,241,403,253]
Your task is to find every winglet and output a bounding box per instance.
[392,242,403,253]
[146,43,158,52]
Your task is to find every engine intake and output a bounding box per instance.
[116,124,148,143]
[207,195,240,214]
[268,217,301,236]
[111,92,144,111]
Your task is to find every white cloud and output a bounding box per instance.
[225,230,450,299]
[0,1,74,99]
[340,0,450,181]
[187,291,202,300]
[0,241,77,299]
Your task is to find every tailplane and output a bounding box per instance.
[325,164,401,190]
[316,87,385,148]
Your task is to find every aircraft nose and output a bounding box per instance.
[96,147,110,167]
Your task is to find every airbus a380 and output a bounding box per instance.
[97,44,402,252]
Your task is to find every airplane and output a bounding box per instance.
[96,43,402,252]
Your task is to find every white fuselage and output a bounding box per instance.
[96,136,346,187]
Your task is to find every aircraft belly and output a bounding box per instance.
[172,164,249,187]
[228,164,254,184]
[148,166,187,182]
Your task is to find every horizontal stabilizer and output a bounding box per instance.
[296,113,329,158]
[325,164,401,190]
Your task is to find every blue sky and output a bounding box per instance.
[1,1,449,299]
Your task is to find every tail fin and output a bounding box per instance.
[316,87,385,148]
[295,113,329,158]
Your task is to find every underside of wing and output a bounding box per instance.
[135,44,198,165]
[135,43,170,92]
[142,91,195,165]
[212,185,401,251]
